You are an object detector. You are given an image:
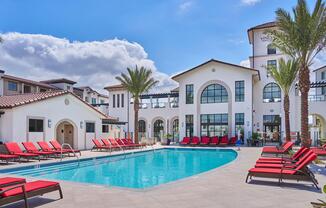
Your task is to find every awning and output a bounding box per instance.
[102,119,127,125]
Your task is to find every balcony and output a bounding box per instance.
[139,92,179,110]
[308,95,326,102]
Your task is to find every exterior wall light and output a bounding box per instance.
[80,121,83,129]
[48,119,52,128]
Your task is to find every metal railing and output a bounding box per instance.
[308,95,326,102]
[60,143,80,165]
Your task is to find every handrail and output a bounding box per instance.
[60,143,80,166]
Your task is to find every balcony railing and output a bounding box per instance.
[139,102,179,109]
[308,95,326,102]
[151,102,167,108]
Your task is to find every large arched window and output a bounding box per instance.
[267,44,276,55]
[263,83,281,103]
[201,84,228,103]
[138,120,146,133]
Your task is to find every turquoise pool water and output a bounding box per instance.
[1,148,237,189]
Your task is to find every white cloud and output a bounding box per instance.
[241,0,262,6]
[240,59,250,68]
[0,32,177,94]
[178,1,194,14]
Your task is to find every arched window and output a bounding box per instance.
[201,84,228,104]
[138,120,146,133]
[263,83,281,103]
[267,44,276,55]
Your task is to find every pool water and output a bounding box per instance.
[1,148,237,189]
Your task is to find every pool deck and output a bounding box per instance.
[1,146,326,208]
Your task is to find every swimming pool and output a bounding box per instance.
[0,148,237,189]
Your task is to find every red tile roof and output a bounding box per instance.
[0,91,115,119]
[2,75,56,89]
[104,84,125,91]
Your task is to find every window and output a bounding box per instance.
[23,85,31,93]
[200,114,228,137]
[263,115,281,125]
[102,125,109,133]
[113,94,115,108]
[85,97,89,103]
[322,71,326,80]
[121,94,124,108]
[267,44,276,55]
[91,98,96,104]
[263,83,281,103]
[139,120,146,133]
[322,87,326,95]
[267,60,277,77]
[186,84,194,104]
[40,88,47,92]
[29,119,43,132]
[86,122,95,133]
[100,99,105,104]
[185,115,193,137]
[117,94,120,108]
[235,113,245,133]
[201,84,228,104]
[235,81,245,102]
[8,81,18,91]
[67,86,71,90]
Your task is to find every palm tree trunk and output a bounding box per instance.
[284,94,291,142]
[299,66,310,147]
[134,98,139,144]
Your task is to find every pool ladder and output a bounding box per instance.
[60,143,80,166]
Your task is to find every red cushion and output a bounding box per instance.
[0,154,19,159]
[249,167,295,175]
[0,180,59,197]
[15,152,38,157]
[0,177,25,186]
[257,157,283,161]
[5,143,23,154]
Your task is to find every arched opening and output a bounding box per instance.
[172,119,179,142]
[138,120,146,139]
[55,120,77,148]
[201,84,228,104]
[267,44,276,54]
[153,119,164,142]
[309,114,326,146]
[263,82,281,103]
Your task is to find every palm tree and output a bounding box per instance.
[269,58,299,142]
[116,66,158,144]
[266,0,326,147]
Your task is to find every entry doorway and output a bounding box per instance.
[56,121,75,148]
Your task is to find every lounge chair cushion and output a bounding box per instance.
[0,154,19,159]
[248,168,296,175]
[0,180,59,197]
[0,177,25,187]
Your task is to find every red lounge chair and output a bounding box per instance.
[92,139,111,151]
[200,136,210,145]
[0,180,63,208]
[22,142,56,158]
[116,139,133,148]
[261,142,294,156]
[50,140,81,156]
[0,154,19,164]
[229,136,237,146]
[127,138,145,147]
[209,137,219,146]
[219,136,229,146]
[4,143,40,161]
[108,138,122,149]
[255,150,314,168]
[0,177,26,188]
[37,141,67,155]
[122,139,140,148]
[257,147,308,164]
[190,137,200,145]
[101,139,120,150]
[246,152,318,189]
[180,137,190,145]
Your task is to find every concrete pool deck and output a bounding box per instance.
[1,146,325,208]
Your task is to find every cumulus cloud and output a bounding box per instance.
[241,0,262,6]
[178,1,194,14]
[240,59,250,68]
[0,32,177,94]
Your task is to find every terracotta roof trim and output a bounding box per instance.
[171,59,260,80]
[2,75,56,89]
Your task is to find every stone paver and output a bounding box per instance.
[1,146,325,208]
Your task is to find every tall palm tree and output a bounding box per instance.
[269,58,299,142]
[116,66,158,144]
[266,0,326,147]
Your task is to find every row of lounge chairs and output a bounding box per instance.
[246,142,319,189]
[0,140,81,164]
[0,177,62,208]
[179,136,237,146]
[92,138,146,151]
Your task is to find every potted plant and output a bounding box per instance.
[164,134,172,145]
[251,132,261,146]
